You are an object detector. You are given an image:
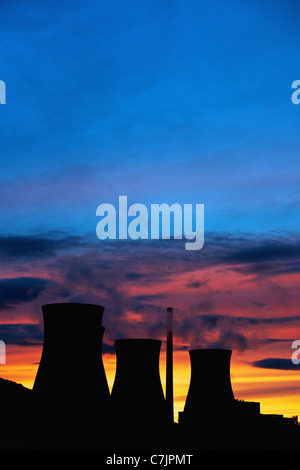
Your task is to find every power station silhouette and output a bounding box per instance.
[1,301,300,450]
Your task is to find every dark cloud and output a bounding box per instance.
[192,313,300,328]
[176,313,300,352]
[126,272,143,280]
[263,338,293,344]
[176,314,248,351]
[0,233,86,260]
[219,237,300,276]
[209,329,248,352]
[1,230,300,277]
[252,358,300,371]
[223,240,300,265]
[0,277,48,310]
[0,323,43,346]
[132,294,166,302]
[186,280,207,289]
[0,230,300,349]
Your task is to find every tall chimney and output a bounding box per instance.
[166,307,174,424]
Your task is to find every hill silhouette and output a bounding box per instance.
[0,377,32,450]
[0,376,31,395]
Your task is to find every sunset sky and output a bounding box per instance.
[1,0,300,421]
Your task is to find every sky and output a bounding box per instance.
[0,0,300,421]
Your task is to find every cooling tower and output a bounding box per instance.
[33,303,110,444]
[111,339,167,426]
[182,348,235,424]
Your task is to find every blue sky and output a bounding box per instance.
[1,2,300,411]
[0,0,300,237]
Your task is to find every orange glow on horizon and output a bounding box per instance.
[2,345,299,423]
[1,264,300,421]
[0,344,41,389]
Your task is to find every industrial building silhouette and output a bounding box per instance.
[1,301,300,450]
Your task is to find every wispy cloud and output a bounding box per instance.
[0,323,43,346]
[252,358,300,371]
[0,277,48,310]
[0,232,87,261]
[1,230,300,351]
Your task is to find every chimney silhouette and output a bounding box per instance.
[111,339,167,426]
[181,349,235,424]
[166,307,174,424]
[33,303,110,439]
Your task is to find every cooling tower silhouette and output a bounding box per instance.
[181,348,235,424]
[33,303,110,446]
[111,339,167,426]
